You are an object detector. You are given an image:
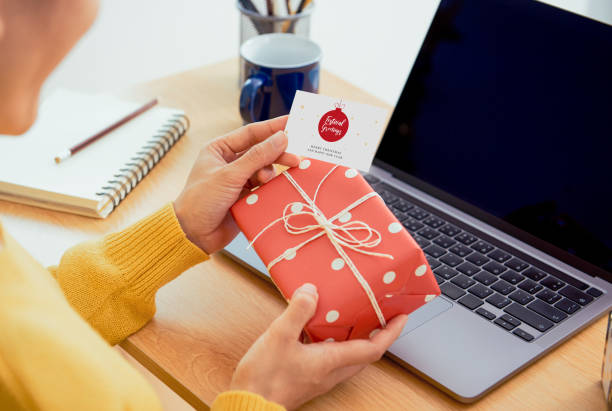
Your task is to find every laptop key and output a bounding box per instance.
[455,232,477,245]
[501,314,521,327]
[407,208,429,220]
[439,224,461,237]
[491,280,516,295]
[402,218,424,232]
[456,261,480,276]
[509,289,534,305]
[552,271,589,291]
[424,244,446,258]
[449,243,473,257]
[394,200,414,212]
[536,289,562,304]
[505,258,529,272]
[494,317,517,331]
[458,294,484,310]
[504,303,554,332]
[466,252,490,266]
[439,253,463,267]
[513,328,534,342]
[523,267,547,281]
[587,287,603,298]
[433,235,456,248]
[471,240,494,254]
[527,300,568,323]
[554,298,580,314]
[488,249,512,263]
[474,271,497,286]
[434,265,459,280]
[379,190,399,206]
[451,274,476,289]
[486,293,512,309]
[440,282,466,300]
[540,277,565,291]
[483,261,508,275]
[418,227,441,240]
[468,283,493,299]
[391,208,407,221]
[426,255,441,269]
[434,274,445,285]
[518,279,543,294]
[413,236,431,249]
[476,307,496,320]
[423,216,445,229]
[559,285,593,306]
[500,270,524,285]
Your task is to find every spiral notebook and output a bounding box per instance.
[0,89,189,218]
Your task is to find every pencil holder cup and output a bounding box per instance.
[237,1,314,46]
[237,1,314,88]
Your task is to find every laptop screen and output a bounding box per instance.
[374,0,612,276]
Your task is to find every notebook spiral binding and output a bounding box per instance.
[95,113,189,213]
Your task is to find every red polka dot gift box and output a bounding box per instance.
[230,158,441,342]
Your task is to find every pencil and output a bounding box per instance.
[266,0,275,16]
[282,0,312,32]
[54,98,158,164]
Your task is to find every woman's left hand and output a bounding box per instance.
[174,116,299,254]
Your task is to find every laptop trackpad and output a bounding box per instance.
[400,297,452,337]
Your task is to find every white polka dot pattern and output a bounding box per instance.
[299,159,311,169]
[383,271,396,284]
[415,264,427,277]
[344,168,358,178]
[331,258,345,270]
[388,222,402,233]
[326,310,340,323]
[246,194,258,205]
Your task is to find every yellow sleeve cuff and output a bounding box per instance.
[211,391,286,411]
[103,203,209,301]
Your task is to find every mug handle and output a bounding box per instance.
[239,74,267,123]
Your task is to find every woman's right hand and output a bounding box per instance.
[230,283,409,410]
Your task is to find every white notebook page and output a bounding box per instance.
[0,89,183,203]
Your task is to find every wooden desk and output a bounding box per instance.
[0,60,606,410]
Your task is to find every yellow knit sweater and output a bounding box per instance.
[0,204,284,411]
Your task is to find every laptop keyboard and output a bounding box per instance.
[364,174,604,342]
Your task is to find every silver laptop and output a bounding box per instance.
[224,0,612,402]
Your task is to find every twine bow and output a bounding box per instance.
[248,165,393,328]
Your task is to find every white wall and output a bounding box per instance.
[44,0,612,106]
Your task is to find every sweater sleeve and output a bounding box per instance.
[48,203,208,345]
[0,217,178,410]
[212,391,286,411]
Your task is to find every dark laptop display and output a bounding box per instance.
[375,0,612,278]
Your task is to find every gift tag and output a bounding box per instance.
[284,91,389,172]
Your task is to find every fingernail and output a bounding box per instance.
[269,131,286,148]
[295,283,318,298]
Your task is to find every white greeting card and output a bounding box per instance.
[284,91,389,171]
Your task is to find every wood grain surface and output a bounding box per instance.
[0,59,606,410]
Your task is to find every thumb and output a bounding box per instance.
[275,283,318,340]
[230,131,288,180]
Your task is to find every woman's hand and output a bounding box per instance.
[174,116,299,254]
[230,283,409,410]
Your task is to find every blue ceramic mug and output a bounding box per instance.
[239,33,321,123]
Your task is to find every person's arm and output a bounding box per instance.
[0,224,165,411]
[47,203,208,344]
